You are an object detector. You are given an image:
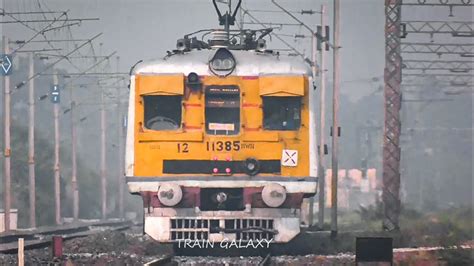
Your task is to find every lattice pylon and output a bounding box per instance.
[383,0,402,231]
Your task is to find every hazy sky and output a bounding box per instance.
[2,0,388,100]
[2,0,472,96]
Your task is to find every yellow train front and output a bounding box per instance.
[125,30,318,243]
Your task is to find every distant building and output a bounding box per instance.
[324,169,379,209]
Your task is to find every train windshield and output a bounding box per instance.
[205,85,240,135]
[263,96,301,130]
[143,95,182,130]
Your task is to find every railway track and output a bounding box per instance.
[143,253,272,266]
[143,254,174,266]
[258,253,271,266]
[2,221,471,265]
[0,219,134,253]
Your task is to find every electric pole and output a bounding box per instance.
[53,72,61,225]
[270,0,323,227]
[70,93,79,221]
[3,36,12,232]
[117,57,125,218]
[318,4,327,230]
[118,96,125,219]
[307,7,318,228]
[98,41,108,220]
[28,52,36,228]
[331,0,341,237]
[101,85,107,220]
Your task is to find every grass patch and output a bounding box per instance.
[337,201,472,247]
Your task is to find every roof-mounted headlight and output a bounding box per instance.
[209,48,236,77]
[186,72,202,93]
[176,38,190,52]
[256,39,266,52]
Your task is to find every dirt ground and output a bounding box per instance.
[0,229,472,265]
[0,207,472,265]
[0,229,171,265]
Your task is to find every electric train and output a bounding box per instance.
[125,0,318,244]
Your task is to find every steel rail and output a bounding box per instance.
[259,253,272,266]
[143,255,174,266]
[0,219,134,253]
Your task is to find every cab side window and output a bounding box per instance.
[143,95,182,130]
[262,96,301,130]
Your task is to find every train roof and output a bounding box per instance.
[133,49,312,77]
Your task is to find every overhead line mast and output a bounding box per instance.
[3,4,122,225]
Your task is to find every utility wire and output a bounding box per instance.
[13,33,103,90]
[242,7,306,59]
[271,0,335,49]
[63,51,118,88]
[0,10,64,15]
[5,10,82,72]
[0,18,99,24]
[10,11,68,54]
[34,4,85,72]
[42,22,80,33]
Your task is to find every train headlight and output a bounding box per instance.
[256,39,266,52]
[209,48,236,77]
[244,157,260,176]
[215,192,228,203]
[186,72,202,92]
[187,72,199,83]
[176,38,189,52]
[157,183,183,207]
[262,183,287,208]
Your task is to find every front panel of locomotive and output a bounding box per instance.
[125,33,318,243]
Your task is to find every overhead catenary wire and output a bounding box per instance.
[2,0,126,225]
[13,32,103,90]
[241,7,306,59]
[271,0,335,49]
[36,52,119,102]
[0,9,65,15]
[40,72,126,76]
[12,39,90,43]
[7,1,101,74]
[42,22,81,33]
[14,48,62,53]
[0,18,100,24]
[244,9,320,14]
[10,11,68,54]
[5,11,85,72]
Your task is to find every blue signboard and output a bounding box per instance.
[50,85,60,103]
[0,54,13,76]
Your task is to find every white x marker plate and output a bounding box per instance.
[281,149,298,167]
